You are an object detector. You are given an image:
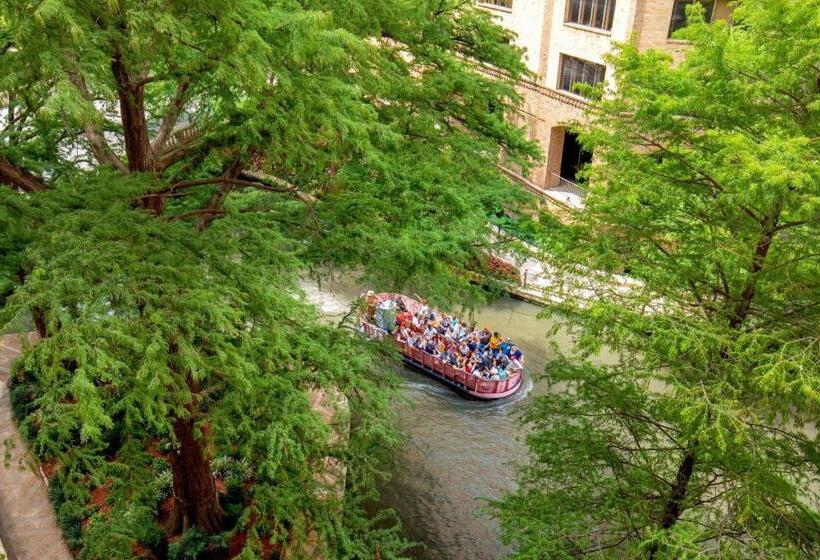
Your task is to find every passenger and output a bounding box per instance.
[447,352,459,367]
[484,348,495,365]
[364,290,377,319]
[373,297,523,384]
[467,334,478,352]
[396,309,412,328]
[464,354,475,371]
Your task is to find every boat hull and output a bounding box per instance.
[400,352,523,400]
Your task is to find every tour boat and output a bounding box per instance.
[360,293,524,400]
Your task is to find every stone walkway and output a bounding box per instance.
[489,227,664,312]
[0,333,72,560]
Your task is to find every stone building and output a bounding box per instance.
[478,0,732,208]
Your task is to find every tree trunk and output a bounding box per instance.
[728,202,782,329]
[165,416,225,535]
[32,306,49,338]
[111,52,153,173]
[728,230,775,329]
[648,450,696,559]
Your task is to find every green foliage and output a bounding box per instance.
[168,528,209,560]
[1,0,539,557]
[491,210,579,257]
[494,1,820,558]
[49,470,93,550]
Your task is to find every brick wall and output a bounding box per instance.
[637,0,732,61]
[483,0,733,192]
[478,0,550,74]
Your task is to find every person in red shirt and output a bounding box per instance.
[396,309,412,328]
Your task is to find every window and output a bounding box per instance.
[558,55,606,98]
[478,0,512,9]
[565,0,616,31]
[668,1,714,37]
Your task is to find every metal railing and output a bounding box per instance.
[548,173,586,199]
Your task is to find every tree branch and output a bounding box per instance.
[0,153,49,192]
[151,80,192,154]
[167,208,226,223]
[146,176,301,196]
[66,71,127,172]
[239,170,317,204]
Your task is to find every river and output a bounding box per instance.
[303,279,577,560]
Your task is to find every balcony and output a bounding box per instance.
[547,173,585,209]
[498,166,586,212]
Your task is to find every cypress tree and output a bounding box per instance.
[494,1,820,558]
[0,1,539,557]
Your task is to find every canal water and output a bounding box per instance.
[303,279,573,560]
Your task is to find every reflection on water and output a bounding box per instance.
[303,280,569,560]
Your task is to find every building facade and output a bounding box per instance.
[478,0,731,208]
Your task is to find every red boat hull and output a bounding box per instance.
[360,293,524,400]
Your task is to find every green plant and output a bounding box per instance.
[167,528,208,560]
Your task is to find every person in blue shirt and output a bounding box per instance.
[509,345,523,361]
[480,350,493,369]
[498,353,510,368]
